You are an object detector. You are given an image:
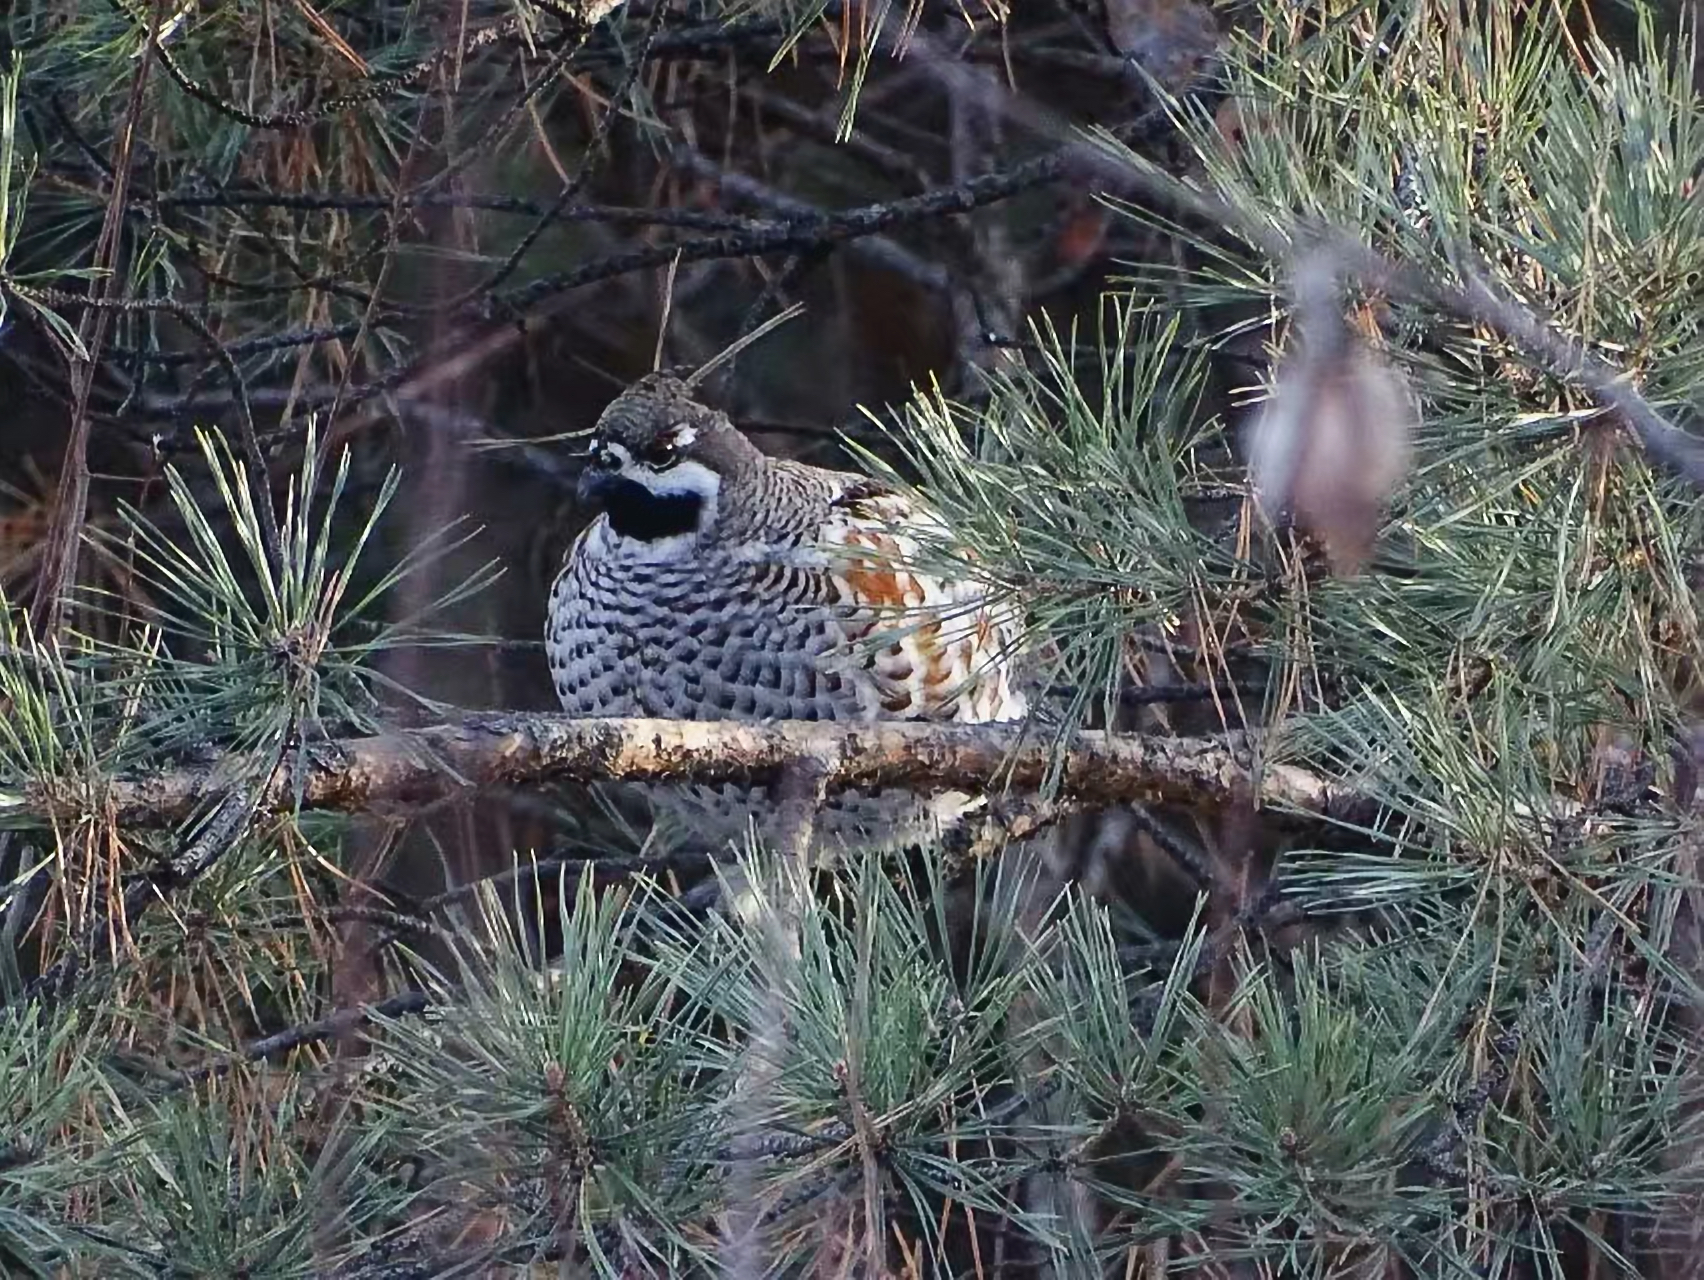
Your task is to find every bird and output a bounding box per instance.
[545,371,1029,857]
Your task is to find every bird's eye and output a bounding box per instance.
[647,440,680,469]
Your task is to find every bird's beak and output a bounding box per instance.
[576,465,620,509]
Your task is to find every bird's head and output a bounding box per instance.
[577,373,759,543]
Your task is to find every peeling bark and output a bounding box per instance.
[24,714,1364,830]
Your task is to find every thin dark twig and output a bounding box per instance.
[115,150,1074,370]
[745,86,928,192]
[173,990,433,1086]
[408,13,605,199]
[667,143,949,291]
[13,784,255,1013]
[497,145,1075,313]
[1120,803,1219,893]
[111,321,372,367]
[152,189,753,230]
[322,92,436,439]
[571,11,786,68]
[104,0,527,132]
[218,208,390,309]
[124,146,1092,439]
[44,93,117,179]
[714,243,834,399]
[460,0,671,303]
[28,0,165,638]
[420,848,713,912]
[1044,679,1269,708]
[7,282,270,541]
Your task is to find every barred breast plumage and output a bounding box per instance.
[546,372,1027,855]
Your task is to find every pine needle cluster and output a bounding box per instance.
[1,0,1702,1276]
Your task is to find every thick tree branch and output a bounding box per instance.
[19,714,1363,830]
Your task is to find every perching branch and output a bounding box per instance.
[14,713,1364,831]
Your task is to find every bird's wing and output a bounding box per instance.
[814,480,1028,724]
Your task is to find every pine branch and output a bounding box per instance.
[898,23,1704,493]
[106,0,621,134]
[17,781,262,1011]
[12,713,1369,831]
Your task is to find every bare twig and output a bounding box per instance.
[667,144,950,292]
[493,144,1079,315]
[171,989,433,1086]
[115,141,1098,448]
[28,0,164,638]
[148,190,755,229]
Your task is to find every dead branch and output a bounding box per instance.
[18,713,1363,830]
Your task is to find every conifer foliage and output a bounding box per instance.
[1,0,1703,1275]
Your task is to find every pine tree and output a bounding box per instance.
[1,0,1702,1275]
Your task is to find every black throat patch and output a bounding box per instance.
[602,478,704,542]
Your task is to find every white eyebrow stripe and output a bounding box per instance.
[670,423,698,448]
